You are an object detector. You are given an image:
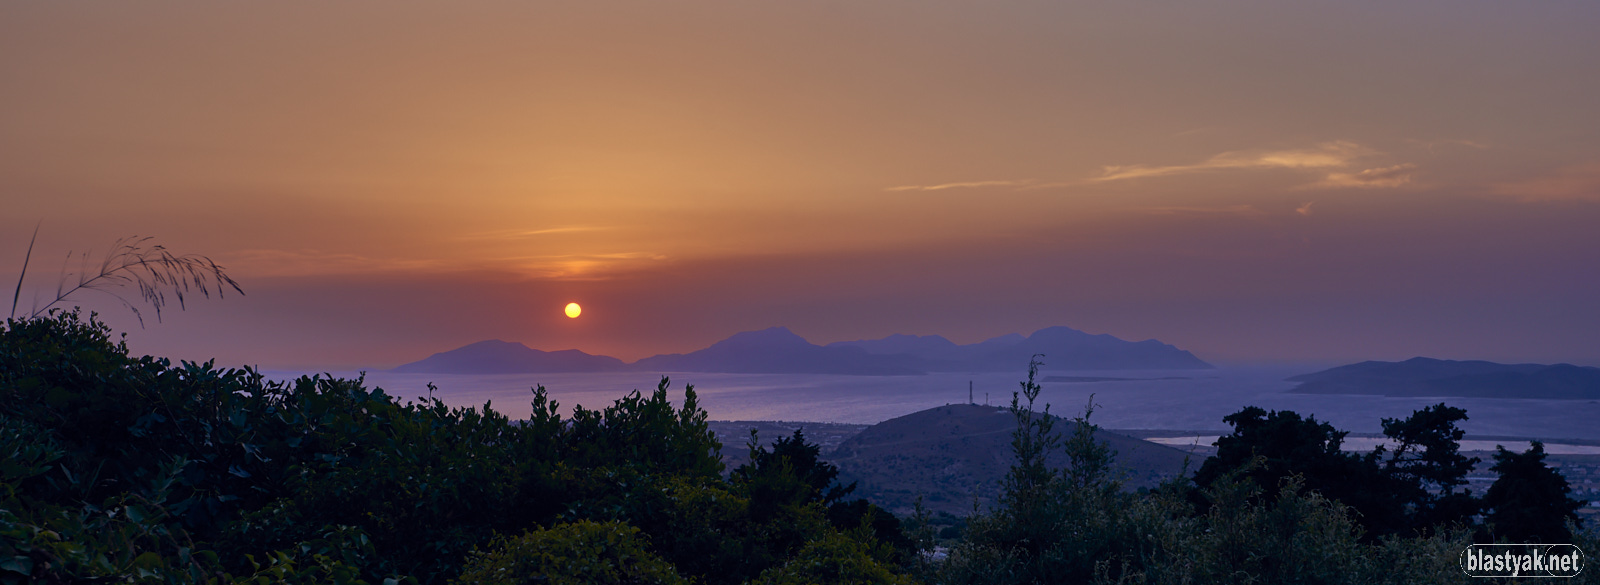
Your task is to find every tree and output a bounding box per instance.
[1482,441,1585,543]
[564,377,724,479]
[729,428,911,561]
[1379,403,1481,533]
[733,428,853,523]
[940,356,1145,585]
[999,355,1058,514]
[734,429,855,508]
[1193,406,1408,536]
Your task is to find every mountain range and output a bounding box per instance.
[392,325,1213,375]
[1287,357,1600,400]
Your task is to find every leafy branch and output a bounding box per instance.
[10,234,244,327]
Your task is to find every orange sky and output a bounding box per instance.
[4,1,1599,369]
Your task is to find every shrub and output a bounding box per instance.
[752,530,915,585]
[453,520,687,585]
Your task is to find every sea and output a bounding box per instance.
[259,365,1600,446]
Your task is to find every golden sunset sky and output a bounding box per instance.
[4,1,1598,368]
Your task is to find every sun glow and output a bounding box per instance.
[564,302,582,318]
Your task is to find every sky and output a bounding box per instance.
[3,1,1599,370]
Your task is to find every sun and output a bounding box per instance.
[564,302,582,319]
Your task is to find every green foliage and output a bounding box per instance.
[1061,394,1112,492]
[940,358,1151,585]
[26,307,1579,585]
[999,356,1058,515]
[564,377,724,479]
[453,520,688,585]
[1482,441,1586,543]
[733,429,842,523]
[0,310,908,585]
[722,428,917,582]
[1193,402,1574,542]
[1193,406,1421,537]
[752,529,915,585]
[1168,473,1371,585]
[934,364,1520,585]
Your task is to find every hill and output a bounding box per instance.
[1288,357,1600,399]
[391,339,627,373]
[826,403,1195,516]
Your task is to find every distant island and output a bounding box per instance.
[391,340,627,374]
[1287,357,1600,400]
[391,325,1213,375]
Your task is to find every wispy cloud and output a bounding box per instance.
[1302,163,1417,190]
[1093,142,1369,183]
[502,252,670,280]
[885,179,1032,192]
[1137,205,1265,216]
[225,246,670,280]
[894,142,1415,195]
[1404,138,1490,153]
[461,226,613,240]
[1094,141,1420,191]
[225,249,451,277]
[1493,162,1600,201]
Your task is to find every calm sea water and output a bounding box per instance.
[260,365,1600,442]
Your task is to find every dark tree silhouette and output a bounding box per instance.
[1379,403,1481,533]
[1483,441,1586,543]
[1193,406,1409,536]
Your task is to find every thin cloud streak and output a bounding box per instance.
[1136,205,1266,216]
[1301,163,1417,190]
[1404,138,1491,153]
[460,226,615,240]
[1094,141,1424,191]
[501,252,671,281]
[1494,162,1600,201]
[885,179,1032,191]
[1093,141,1372,182]
[226,249,451,278]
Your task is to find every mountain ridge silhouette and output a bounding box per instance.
[392,325,1213,374]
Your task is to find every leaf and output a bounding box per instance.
[0,556,33,575]
[131,551,164,569]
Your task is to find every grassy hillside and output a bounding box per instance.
[829,404,1193,516]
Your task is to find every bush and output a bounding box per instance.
[454,520,687,585]
[752,530,915,585]
[1,310,903,584]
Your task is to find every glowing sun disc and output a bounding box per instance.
[564,302,582,318]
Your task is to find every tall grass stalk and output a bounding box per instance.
[9,223,40,320]
[11,234,243,326]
